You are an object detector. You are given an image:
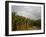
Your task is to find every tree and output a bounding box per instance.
[12,12,17,31]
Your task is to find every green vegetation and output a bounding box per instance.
[12,12,41,31]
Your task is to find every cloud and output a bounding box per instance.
[12,5,41,20]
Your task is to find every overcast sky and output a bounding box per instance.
[12,5,41,20]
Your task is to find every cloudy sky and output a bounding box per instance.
[12,5,41,20]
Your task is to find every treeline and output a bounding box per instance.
[12,12,41,31]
